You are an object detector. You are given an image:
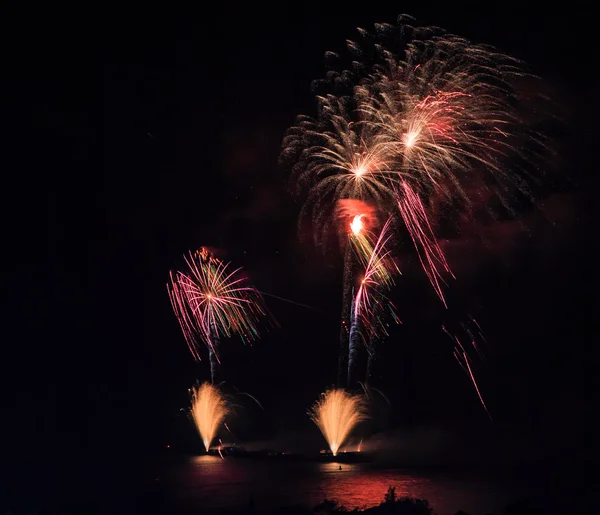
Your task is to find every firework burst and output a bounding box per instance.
[283,15,550,412]
[281,15,548,301]
[168,248,268,383]
[283,99,398,249]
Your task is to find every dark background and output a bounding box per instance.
[5,2,596,513]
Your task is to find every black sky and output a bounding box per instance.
[5,3,597,513]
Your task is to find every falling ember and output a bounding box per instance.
[456,348,493,421]
[442,325,492,420]
[309,389,367,456]
[189,382,229,452]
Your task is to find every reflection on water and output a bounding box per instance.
[153,455,549,515]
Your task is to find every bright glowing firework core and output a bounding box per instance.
[353,165,367,177]
[190,382,229,452]
[309,389,367,456]
[350,214,365,235]
[403,130,418,148]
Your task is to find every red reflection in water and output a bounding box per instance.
[155,457,547,515]
[317,462,429,510]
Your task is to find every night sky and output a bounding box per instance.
[6,3,596,513]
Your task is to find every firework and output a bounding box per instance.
[396,181,454,306]
[352,216,397,318]
[335,200,400,389]
[443,319,492,420]
[348,216,400,388]
[190,382,229,452]
[345,211,369,390]
[283,100,397,250]
[346,291,362,391]
[167,248,268,383]
[335,200,377,388]
[281,15,547,301]
[284,16,549,418]
[309,389,367,456]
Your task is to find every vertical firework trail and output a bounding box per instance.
[338,242,356,388]
[365,302,383,385]
[208,319,221,385]
[339,212,366,389]
[347,287,362,390]
[336,205,372,389]
[344,211,371,390]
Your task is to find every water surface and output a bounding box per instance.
[148,455,566,514]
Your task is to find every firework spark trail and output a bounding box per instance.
[208,319,221,384]
[167,248,269,383]
[464,317,488,361]
[257,291,323,313]
[442,325,492,420]
[309,389,367,456]
[396,181,454,306]
[190,382,229,452]
[457,348,492,421]
[352,216,397,321]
